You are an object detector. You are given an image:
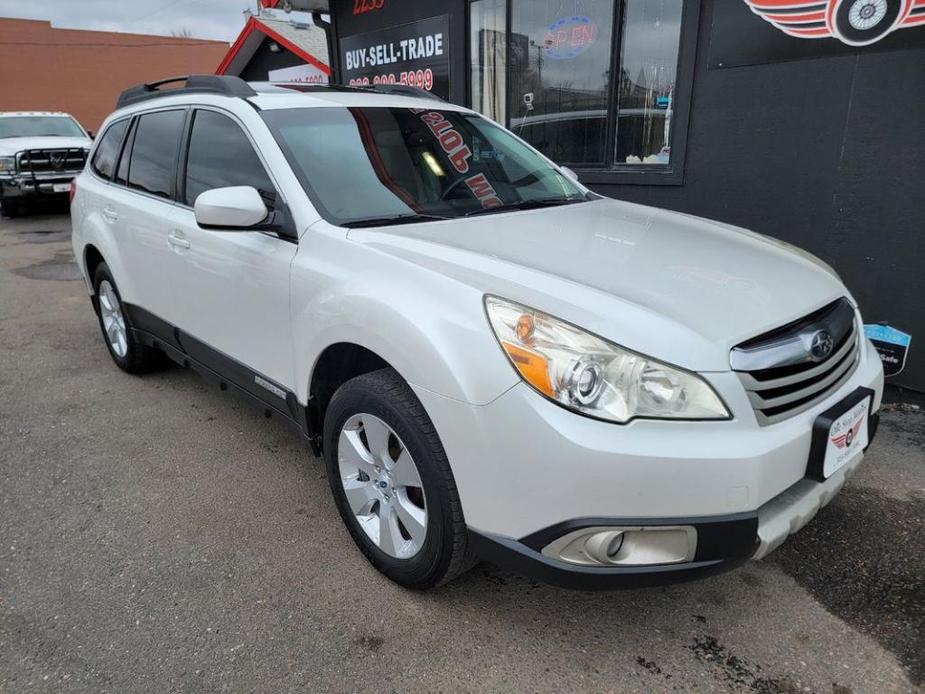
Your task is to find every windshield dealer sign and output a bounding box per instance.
[341,15,450,99]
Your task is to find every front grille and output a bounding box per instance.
[731,298,860,425]
[17,148,87,174]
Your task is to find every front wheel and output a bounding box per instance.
[323,368,475,589]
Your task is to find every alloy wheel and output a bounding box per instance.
[98,280,128,358]
[337,413,427,559]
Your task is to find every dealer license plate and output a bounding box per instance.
[806,388,873,481]
[53,183,71,193]
[821,396,870,478]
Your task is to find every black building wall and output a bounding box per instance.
[605,2,925,391]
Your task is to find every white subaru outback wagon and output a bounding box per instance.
[72,76,884,589]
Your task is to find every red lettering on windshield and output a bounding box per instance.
[465,173,503,209]
[417,110,471,174]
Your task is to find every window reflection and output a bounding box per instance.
[509,1,615,166]
[470,0,507,124]
[615,0,683,166]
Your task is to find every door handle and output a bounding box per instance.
[167,230,190,250]
[101,206,119,223]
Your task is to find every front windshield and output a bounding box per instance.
[261,106,587,225]
[0,116,85,139]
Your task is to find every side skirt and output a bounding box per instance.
[123,303,321,455]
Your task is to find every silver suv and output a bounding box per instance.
[71,76,884,589]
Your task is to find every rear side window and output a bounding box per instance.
[183,110,276,208]
[127,110,185,199]
[90,120,129,180]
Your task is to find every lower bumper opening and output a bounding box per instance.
[469,513,758,590]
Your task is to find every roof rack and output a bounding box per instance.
[362,84,445,102]
[253,82,365,94]
[116,75,257,109]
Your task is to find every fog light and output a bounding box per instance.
[541,525,697,567]
[582,530,624,564]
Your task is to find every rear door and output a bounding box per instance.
[95,108,187,334]
[167,107,297,395]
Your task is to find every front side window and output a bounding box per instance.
[0,116,85,139]
[91,120,129,180]
[262,106,586,225]
[127,110,185,199]
[183,110,276,208]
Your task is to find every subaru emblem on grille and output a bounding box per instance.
[810,330,835,361]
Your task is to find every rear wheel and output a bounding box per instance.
[323,368,475,589]
[92,262,162,374]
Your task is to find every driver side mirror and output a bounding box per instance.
[194,186,269,230]
[560,166,579,182]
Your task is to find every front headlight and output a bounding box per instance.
[485,296,730,423]
[0,156,16,173]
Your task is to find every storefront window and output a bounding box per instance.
[614,0,683,166]
[468,0,689,177]
[509,1,615,166]
[470,0,507,124]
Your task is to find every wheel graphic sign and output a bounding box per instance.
[745,0,925,46]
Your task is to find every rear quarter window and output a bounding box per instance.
[90,120,129,180]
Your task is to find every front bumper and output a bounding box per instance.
[1,172,79,199]
[467,411,877,589]
[412,335,884,587]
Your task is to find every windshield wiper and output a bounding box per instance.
[342,213,453,228]
[464,197,586,217]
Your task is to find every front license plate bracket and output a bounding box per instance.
[806,387,875,482]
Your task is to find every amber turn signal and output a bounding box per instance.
[501,341,554,397]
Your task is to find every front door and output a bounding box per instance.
[166,108,297,402]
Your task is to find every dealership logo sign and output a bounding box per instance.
[542,16,597,59]
[745,0,925,46]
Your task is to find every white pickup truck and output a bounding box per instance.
[0,111,92,217]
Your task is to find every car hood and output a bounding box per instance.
[348,198,850,371]
[0,136,92,155]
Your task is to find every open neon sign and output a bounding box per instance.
[542,16,597,60]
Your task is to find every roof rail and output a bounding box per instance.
[116,75,258,109]
[363,84,445,102]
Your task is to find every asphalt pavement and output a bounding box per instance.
[1,207,922,693]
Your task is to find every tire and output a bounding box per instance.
[833,0,900,45]
[2,199,22,218]
[92,262,162,374]
[323,368,475,589]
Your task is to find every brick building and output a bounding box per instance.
[0,18,229,131]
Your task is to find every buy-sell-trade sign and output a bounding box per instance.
[864,324,912,377]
